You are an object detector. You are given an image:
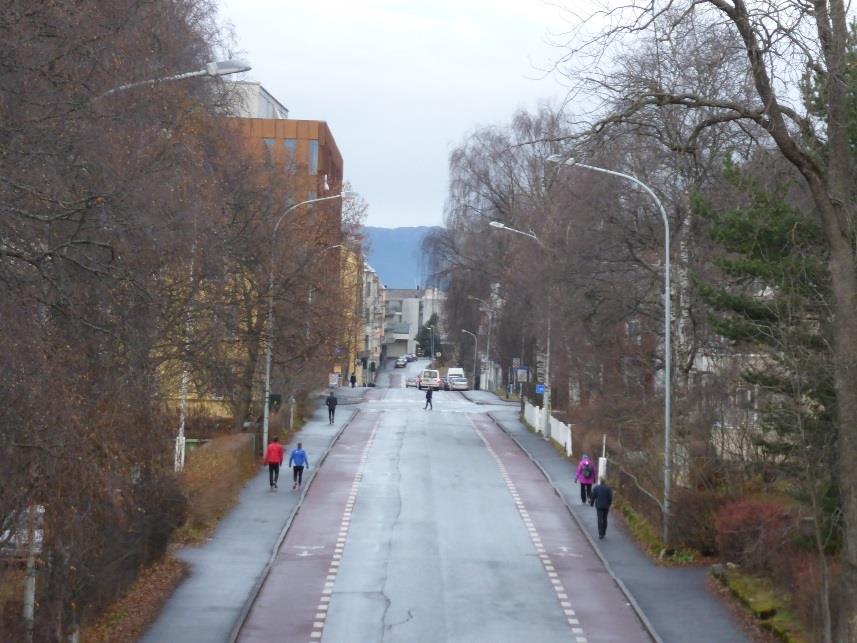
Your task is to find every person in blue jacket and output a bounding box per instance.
[289,442,310,490]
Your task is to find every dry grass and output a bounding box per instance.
[175,432,259,545]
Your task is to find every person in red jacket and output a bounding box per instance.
[265,436,285,489]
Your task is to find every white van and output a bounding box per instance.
[446,367,465,379]
[418,369,442,390]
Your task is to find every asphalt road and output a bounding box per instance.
[237,360,650,642]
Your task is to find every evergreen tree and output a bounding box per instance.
[415,313,439,356]
[694,163,839,634]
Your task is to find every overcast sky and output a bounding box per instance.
[218,0,572,228]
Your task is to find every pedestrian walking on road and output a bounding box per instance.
[289,442,309,490]
[350,373,357,388]
[575,454,597,504]
[590,477,614,539]
[265,436,284,489]
[424,387,433,410]
[326,390,338,424]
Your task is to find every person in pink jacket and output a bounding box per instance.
[574,454,597,504]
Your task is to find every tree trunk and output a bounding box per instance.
[827,237,857,640]
[233,343,259,433]
[811,187,857,640]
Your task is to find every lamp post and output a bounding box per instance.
[461,329,478,390]
[262,193,352,452]
[547,154,672,544]
[100,58,251,98]
[488,221,552,440]
[468,295,495,392]
[427,325,435,364]
[164,59,251,473]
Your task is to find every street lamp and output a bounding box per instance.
[100,58,251,98]
[548,154,672,544]
[488,220,542,244]
[262,192,353,452]
[427,326,435,365]
[461,329,478,390]
[489,221,552,440]
[468,295,495,392]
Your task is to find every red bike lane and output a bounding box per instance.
[238,409,381,643]
[467,413,651,643]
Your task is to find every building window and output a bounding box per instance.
[263,138,275,163]
[308,139,319,175]
[284,138,297,158]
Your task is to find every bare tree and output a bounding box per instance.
[554,1,856,636]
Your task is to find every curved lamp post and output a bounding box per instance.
[262,192,353,452]
[547,154,672,544]
[426,325,435,364]
[488,221,552,440]
[101,58,251,98]
[461,329,479,390]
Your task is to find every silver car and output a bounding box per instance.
[448,376,469,391]
[406,376,418,388]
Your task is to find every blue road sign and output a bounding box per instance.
[535,383,545,394]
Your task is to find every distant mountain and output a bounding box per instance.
[362,226,442,289]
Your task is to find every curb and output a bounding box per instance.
[459,391,519,406]
[488,411,663,643]
[227,408,359,643]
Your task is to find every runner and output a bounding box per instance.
[289,441,310,490]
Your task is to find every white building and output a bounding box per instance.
[227,81,290,119]
[383,287,445,358]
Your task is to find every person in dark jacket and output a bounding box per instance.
[590,477,614,539]
[424,387,433,410]
[325,390,338,424]
[350,372,357,388]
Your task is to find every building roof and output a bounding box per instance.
[227,81,290,119]
[384,288,423,299]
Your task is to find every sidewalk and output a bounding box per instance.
[141,390,366,643]
[474,393,751,643]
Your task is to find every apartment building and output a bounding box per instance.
[383,286,445,358]
[361,265,386,383]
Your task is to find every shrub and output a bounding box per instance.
[715,498,795,573]
[671,489,733,555]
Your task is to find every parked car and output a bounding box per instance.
[395,357,407,368]
[418,368,442,390]
[449,376,469,391]
[405,353,417,362]
[406,376,418,388]
[439,375,450,391]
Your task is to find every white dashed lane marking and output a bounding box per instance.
[468,415,589,643]
[308,415,380,643]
